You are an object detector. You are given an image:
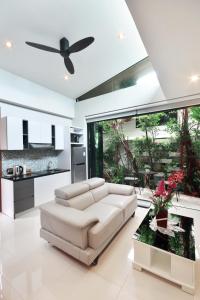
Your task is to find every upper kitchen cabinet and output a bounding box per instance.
[0,116,65,151]
[55,125,65,150]
[29,121,51,144]
[41,122,52,144]
[0,116,23,150]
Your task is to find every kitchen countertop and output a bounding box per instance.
[1,169,70,182]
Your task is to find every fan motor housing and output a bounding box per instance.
[60,37,69,56]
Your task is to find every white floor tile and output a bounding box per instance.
[0,204,199,300]
[117,269,194,300]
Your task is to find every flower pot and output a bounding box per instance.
[156,209,168,228]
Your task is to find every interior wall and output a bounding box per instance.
[0,101,71,124]
[122,119,171,140]
[2,150,60,175]
[74,72,165,129]
[125,0,200,99]
[0,68,75,118]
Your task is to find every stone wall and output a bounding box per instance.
[1,150,61,175]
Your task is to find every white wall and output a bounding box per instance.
[0,101,70,125]
[74,70,200,133]
[126,0,200,99]
[0,68,75,118]
[74,71,164,128]
[122,119,171,140]
[0,67,75,170]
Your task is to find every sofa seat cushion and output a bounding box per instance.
[85,202,123,249]
[100,194,137,220]
[84,177,105,190]
[55,182,89,200]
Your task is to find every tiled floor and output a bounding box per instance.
[0,205,199,300]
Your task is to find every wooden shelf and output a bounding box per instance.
[70,126,83,130]
[70,132,83,135]
[70,126,83,133]
[70,142,84,145]
[70,126,84,145]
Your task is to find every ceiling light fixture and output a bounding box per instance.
[64,74,69,80]
[118,32,125,40]
[5,40,12,48]
[190,75,200,82]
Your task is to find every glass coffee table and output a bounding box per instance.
[133,209,198,295]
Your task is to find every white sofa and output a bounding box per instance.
[40,177,137,265]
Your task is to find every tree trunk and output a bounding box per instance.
[179,108,200,197]
[145,128,153,169]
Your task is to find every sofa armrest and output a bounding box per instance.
[40,202,99,229]
[105,182,135,195]
[40,202,99,249]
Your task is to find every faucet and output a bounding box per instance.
[47,161,53,171]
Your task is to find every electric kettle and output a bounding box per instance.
[14,165,23,176]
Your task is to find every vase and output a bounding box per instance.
[156,209,168,228]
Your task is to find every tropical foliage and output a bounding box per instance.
[99,106,200,197]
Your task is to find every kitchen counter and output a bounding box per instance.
[2,168,70,182]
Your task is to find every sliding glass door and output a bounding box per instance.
[87,105,200,198]
[87,122,103,178]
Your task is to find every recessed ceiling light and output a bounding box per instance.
[118,32,125,40]
[190,75,200,82]
[5,40,12,48]
[64,74,69,80]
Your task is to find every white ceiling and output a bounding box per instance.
[126,0,200,99]
[0,0,147,99]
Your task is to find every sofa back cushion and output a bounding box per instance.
[55,197,69,207]
[90,184,109,202]
[55,182,89,200]
[84,177,105,190]
[66,191,95,210]
[105,182,134,195]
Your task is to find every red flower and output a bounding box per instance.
[154,180,166,197]
[168,170,184,184]
[168,181,177,190]
[152,170,184,207]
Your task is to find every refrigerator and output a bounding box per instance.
[71,147,86,183]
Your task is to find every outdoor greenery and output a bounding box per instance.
[99,106,200,197]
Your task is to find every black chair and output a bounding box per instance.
[124,173,142,194]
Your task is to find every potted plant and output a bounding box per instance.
[152,170,184,228]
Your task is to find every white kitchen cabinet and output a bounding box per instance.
[55,125,64,150]
[29,121,41,143]
[0,116,23,150]
[29,121,51,144]
[41,122,52,144]
[1,179,14,218]
[34,172,71,206]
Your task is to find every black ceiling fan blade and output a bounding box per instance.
[64,56,74,74]
[68,37,94,54]
[26,42,60,53]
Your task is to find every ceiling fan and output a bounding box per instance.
[25,36,95,74]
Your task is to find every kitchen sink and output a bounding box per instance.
[47,168,64,173]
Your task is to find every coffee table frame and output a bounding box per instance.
[133,237,198,294]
